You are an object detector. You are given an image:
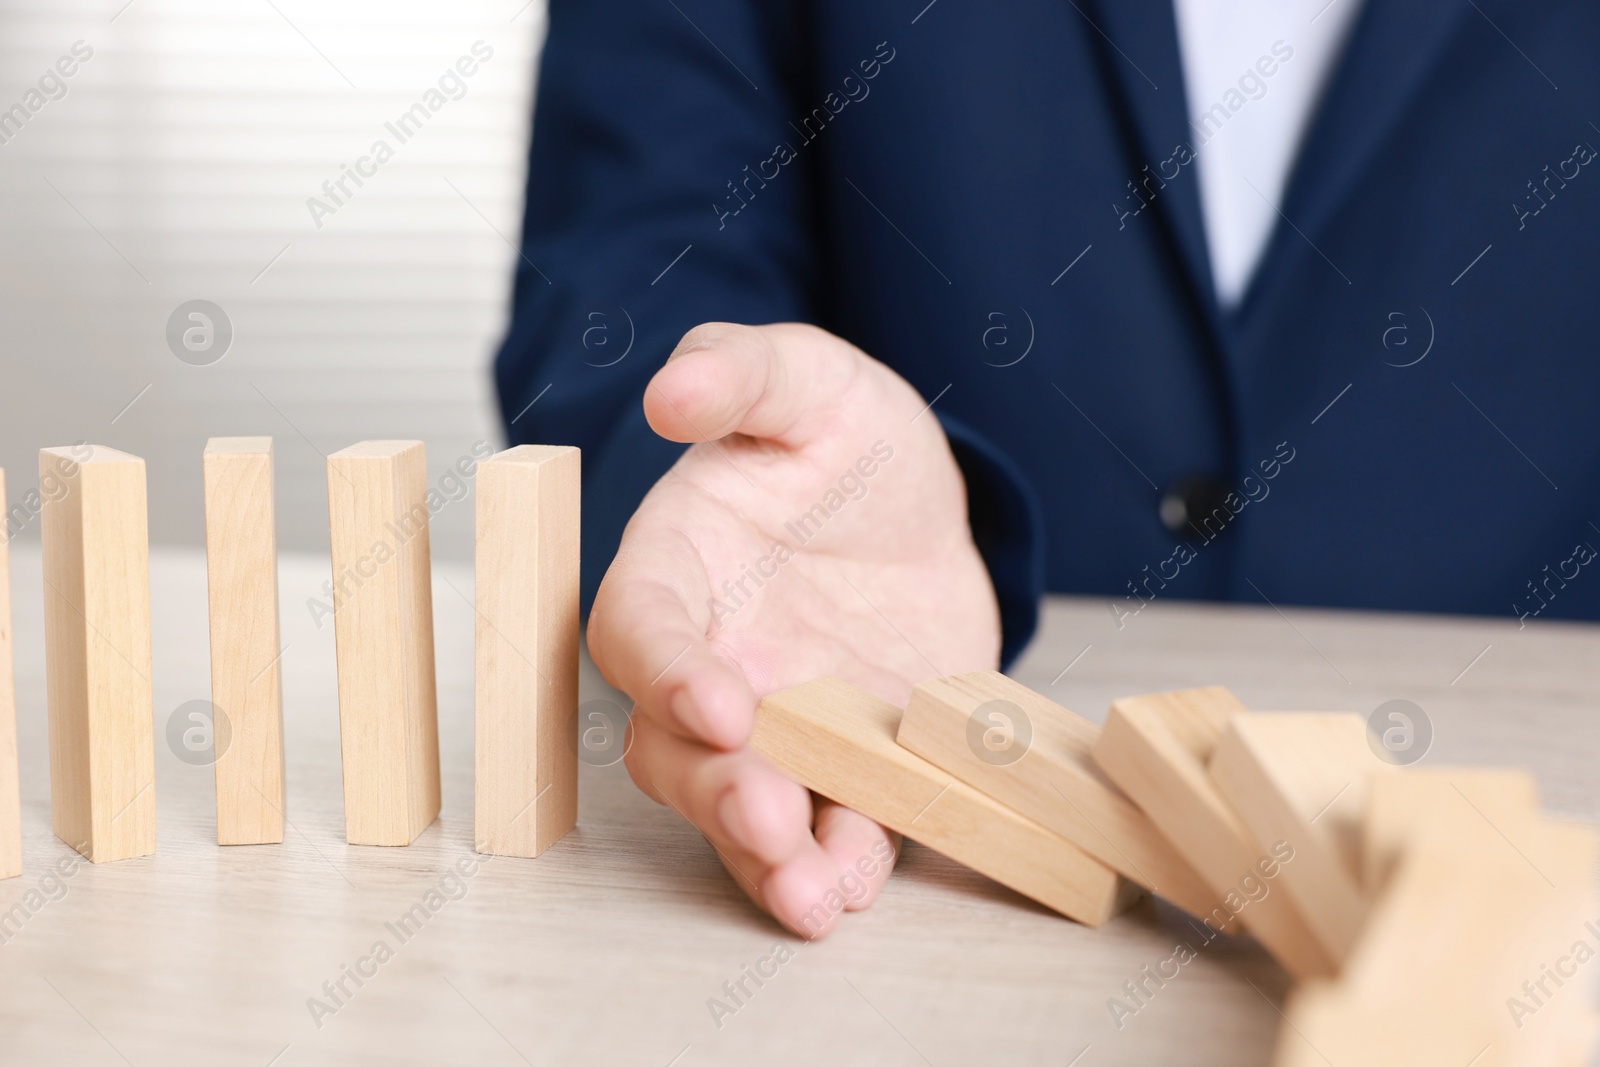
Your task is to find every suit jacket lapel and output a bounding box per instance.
[1083,0,1223,335]
[1243,0,1475,311]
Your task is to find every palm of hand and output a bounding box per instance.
[640,360,999,706]
[588,323,1002,936]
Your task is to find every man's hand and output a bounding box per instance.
[587,322,1000,936]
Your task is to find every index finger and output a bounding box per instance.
[586,511,755,751]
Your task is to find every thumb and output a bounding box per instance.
[643,322,868,448]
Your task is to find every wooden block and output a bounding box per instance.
[896,670,1228,927]
[1210,713,1392,964]
[1092,688,1337,978]
[1280,990,1600,1067]
[1344,776,1555,999]
[1355,772,1593,1066]
[1276,981,1499,1067]
[752,677,1139,927]
[0,469,20,879]
[39,445,156,863]
[1281,995,1597,1067]
[1278,770,1590,1066]
[1343,836,1530,998]
[1553,1011,1599,1067]
[202,438,286,845]
[1487,821,1599,1066]
[326,440,440,846]
[1361,767,1540,892]
[473,445,579,858]
[1277,819,1599,1067]
[1275,840,1508,1065]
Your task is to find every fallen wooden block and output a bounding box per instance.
[1349,772,1554,1006]
[1275,843,1509,1066]
[1488,821,1600,1066]
[202,438,286,845]
[753,677,1140,928]
[1092,687,1336,978]
[1210,712,1390,964]
[474,444,579,858]
[896,670,1227,927]
[1554,1012,1600,1067]
[39,445,156,863]
[1285,988,1600,1067]
[1360,766,1540,892]
[1276,981,1498,1067]
[1277,805,1598,1066]
[0,469,20,879]
[326,440,440,846]
[1356,771,1590,1066]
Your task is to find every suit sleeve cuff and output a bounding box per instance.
[938,413,1045,670]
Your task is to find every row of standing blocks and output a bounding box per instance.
[0,438,578,875]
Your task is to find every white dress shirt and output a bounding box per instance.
[1171,0,1365,306]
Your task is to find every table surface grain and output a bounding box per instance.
[0,545,1596,1067]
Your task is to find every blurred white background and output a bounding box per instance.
[0,0,544,560]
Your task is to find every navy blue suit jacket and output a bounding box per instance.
[495,0,1600,665]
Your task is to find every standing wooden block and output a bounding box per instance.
[39,445,156,863]
[1210,713,1391,964]
[753,677,1140,927]
[327,440,440,846]
[0,470,20,879]
[896,670,1227,927]
[473,445,579,857]
[202,438,286,845]
[1092,688,1336,978]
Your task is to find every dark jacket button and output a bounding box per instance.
[1159,475,1230,538]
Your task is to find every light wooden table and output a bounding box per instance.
[1,546,1596,1066]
